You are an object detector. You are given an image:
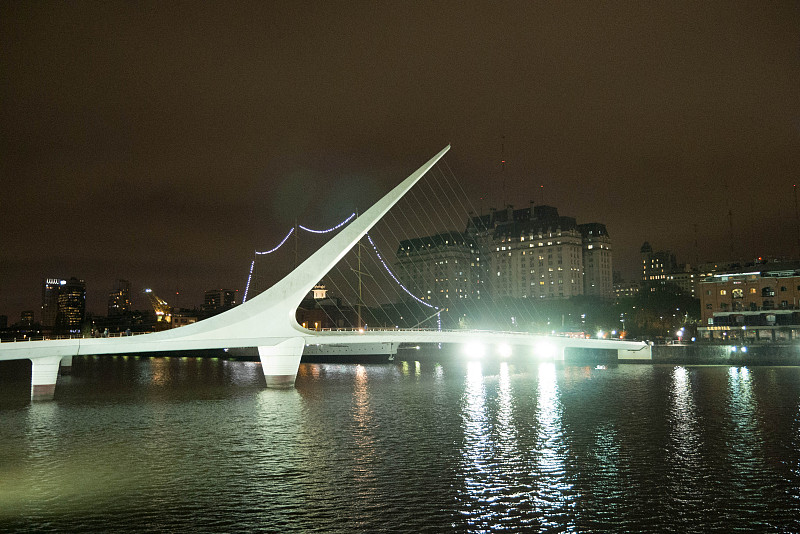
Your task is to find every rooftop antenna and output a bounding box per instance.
[794,184,800,259]
[500,135,507,208]
[728,209,735,261]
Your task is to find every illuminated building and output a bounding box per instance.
[203,289,237,313]
[55,277,86,334]
[640,242,677,283]
[579,223,613,298]
[20,311,34,328]
[41,278,64,330]
[698,267,800,342]
[396,204,613,303]
[395,231,481,308]
[108,279,131,316]
[468,204,611,299]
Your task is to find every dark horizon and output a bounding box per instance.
[2,2,799,320]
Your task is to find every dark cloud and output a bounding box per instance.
[2,1,798,319]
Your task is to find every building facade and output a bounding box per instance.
[640,242,677,284]
[203,289,237,313]
[55,277,86,334]
[41,278,63,330]
[395,204,614,304]
[468,204,612,299]
[579,223,613,298]
[698,268,800,342]
[108,279,131,316]
[395,232,481,308]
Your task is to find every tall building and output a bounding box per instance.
[55,277,86,334]
[640,242,678,283]
[467,204,612,299]
[579,223,613,298]
[41,278,64,330]
[395,231,481,308]
[20,311,34,328]
[203,289,237,313]
[108,279,132,316]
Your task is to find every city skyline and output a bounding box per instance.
[2,2,798,320]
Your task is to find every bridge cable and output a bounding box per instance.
[428,165,528,329]
[438,162,535,328]
[429,165,526,329]
[244,213,357,303]
[372,203,445,328]
[363,232,441,330]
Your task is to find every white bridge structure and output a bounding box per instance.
[0,146,650,400]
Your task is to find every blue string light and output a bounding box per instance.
[255,227,295,255]
[246,215,436,328]
[366,233,437,310]
[242,259,255,303]
[299,213,356,234]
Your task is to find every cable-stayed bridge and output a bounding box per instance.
[0,145,650,400]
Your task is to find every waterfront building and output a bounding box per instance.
[55,277,86,334]
[698,267,800,342]
[466,204,612,300]
[108,279,131,316]
[395,232,481,308]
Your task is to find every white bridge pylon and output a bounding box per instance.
[0,145,650,400]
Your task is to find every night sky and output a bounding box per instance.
[2,2,799,320]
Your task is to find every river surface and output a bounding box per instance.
[1,355,799,533]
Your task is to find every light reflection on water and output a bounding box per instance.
[2,357,800,532]
[666,366,704,527]
[532,362,577,532]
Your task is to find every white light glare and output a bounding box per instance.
[462,341,486,358]
[533,342,557,359]
[497,343,512,358]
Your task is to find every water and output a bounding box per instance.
[1,355,799,533]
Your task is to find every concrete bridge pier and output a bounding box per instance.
[30,355,63,401]
[618,346,653,360]
[60,354,73,375]
[258,338,305,388]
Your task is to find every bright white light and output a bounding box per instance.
[533,342,557,359]
[596,330,604,339]
[462,342,486,358]
[144,288,152,293]
[741,346,748,353]
[497,343,512,358]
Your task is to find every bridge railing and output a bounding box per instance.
[311,327,636,342]
[0,331,151,343]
